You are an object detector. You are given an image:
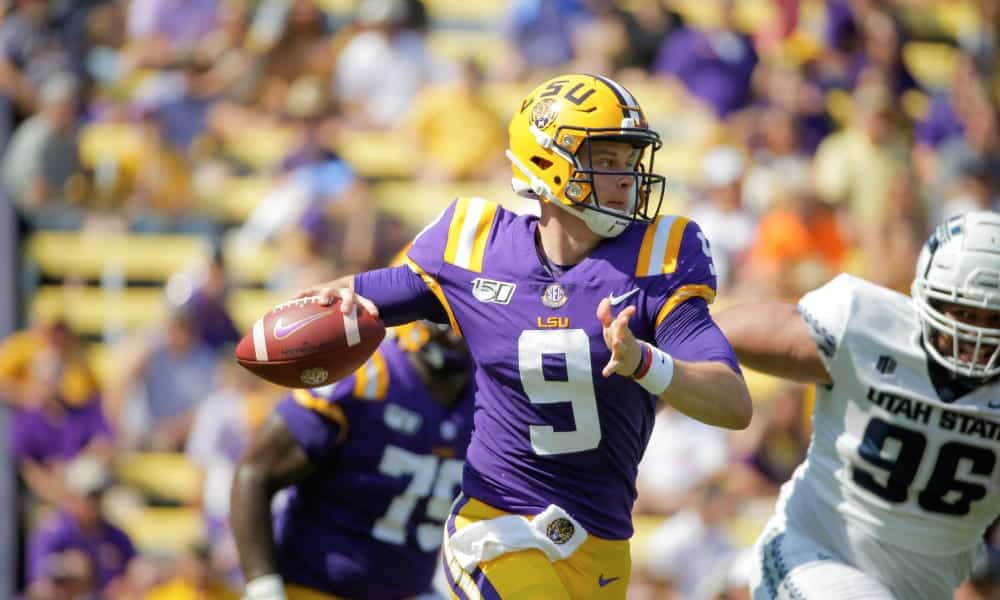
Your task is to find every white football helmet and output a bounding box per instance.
[911,210,1000,379]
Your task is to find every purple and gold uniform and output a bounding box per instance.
[273,338,474,599]
[355,197,739,597]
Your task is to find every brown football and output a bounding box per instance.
[235,296,385,388]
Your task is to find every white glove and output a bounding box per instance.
[244,574,288,600]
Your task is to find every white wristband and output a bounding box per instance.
[244,574,287,600]
[635,343,674,396]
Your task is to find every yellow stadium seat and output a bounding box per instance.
[31,286,167,336]
[426,30,511,72]
[903,42,958,90]
[200,175,276,224]
[336,129,421,178]
[481,81,534,122]
[227,289,286,332]
[114,452,202,505]
[111,506,205,555]
[371,180,530,228]
[25,232,210,281]
[222,234,282,286]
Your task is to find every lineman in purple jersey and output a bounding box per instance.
[231,321,474,600]
[295,73,752,598]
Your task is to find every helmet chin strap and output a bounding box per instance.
[506,150,631,239]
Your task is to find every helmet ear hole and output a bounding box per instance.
[531,156,553,170]
[554,176,561,185]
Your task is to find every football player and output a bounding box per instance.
[715,210,1000,599]
[294,73,752,598]
[232,320,474,600]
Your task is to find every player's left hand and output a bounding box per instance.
[597,298,642,377]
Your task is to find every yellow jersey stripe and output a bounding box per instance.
[637,215,688,277]
[350,350,388,401]
[371,350,389,399]
[443,199,470,266]
[404,257,462,337]
[292,389,349,444]
[661,217,690,274]
[635,215,663,277]
[654,284,716,328]
[352,360,369,398]
[468,201,498,272]
[444,197,497,272]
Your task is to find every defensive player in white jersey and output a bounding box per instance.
[715,210,1000,599]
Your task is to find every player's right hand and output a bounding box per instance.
[294,278,379,319]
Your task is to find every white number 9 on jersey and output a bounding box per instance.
[518,329,601,455]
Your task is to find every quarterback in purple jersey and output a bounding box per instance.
[231,321,474,600]
[293,73,752,598]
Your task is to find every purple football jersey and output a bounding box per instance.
[274,339,474,599]
[405,198,720,539]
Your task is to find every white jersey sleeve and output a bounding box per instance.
[796,273,857,370]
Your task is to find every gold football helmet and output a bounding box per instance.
[507,74,665,238]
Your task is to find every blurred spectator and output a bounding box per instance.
[850,9,916,98]
[813,83,907,232]
[185,359,276,576]
[742,108,812,215]
[614,2,680,71]
[688,145,756,291]
[2,72,81,229]
[653,0,758,118]
[0,319,98,409]
[183,255,240,352]
[109,305,217,451]
[126,0,220,69]
[727,384,810,498]
[25,548,96,600]
[932,91,1000,215]
[10,387,112,514]
[750,61,832,155]
[744,185,846,298]
[635,408,730,515]
[244,0,334,119]
[335,0,448,129]
[406,59,506,181]
[144,541,239,600]
[26,456,135,595]
[0,0,71,143]
[504,0,591,77]
[867,169,927,293]
[643,480,740,599]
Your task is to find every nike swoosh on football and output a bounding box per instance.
[608,288,640,306]
[598,575,620,587]
[273,312,331,340]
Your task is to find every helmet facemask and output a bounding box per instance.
[912,288,1000,380]
[911,211,1000,380]
[564,129,665,229]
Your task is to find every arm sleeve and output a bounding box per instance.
[274,386,354,464]
[654,298,740,374]
[644,219,719,332]
[354,265,448,327]
[796,273,856,372]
